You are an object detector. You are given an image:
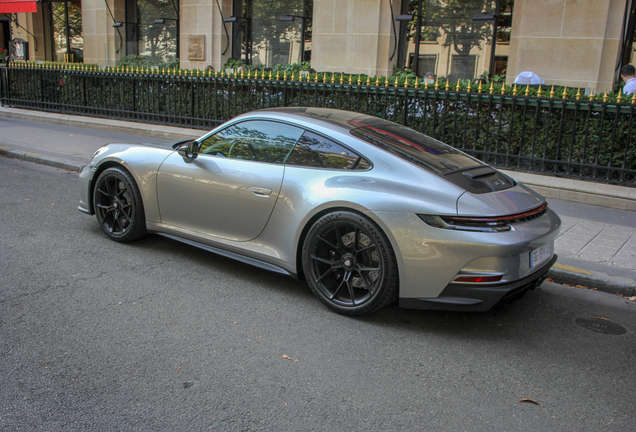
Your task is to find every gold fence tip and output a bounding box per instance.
[632,92,636,104]
[589,88,594,101]
[501,83,506,95]
[357,74,362,85]
[424,80,428,89]
[562,86,568,99]
[603,91,608,102]
[395,76,399,87]
[525,83,530,96]
[617,89,623,103]
[375,76,380,86]
[550,85,555,98]
[576,88,582,100]
[366,75,371,86]
[445,80,450,91]
[331,73,336,83]
[537,84,542,97]
[384,76,389,86]
[513,83,518,95]
[455,81,460,91]
[467,81,472,92]
[405,78,409,88]
[435,78,439,90]
[414,78,419,89]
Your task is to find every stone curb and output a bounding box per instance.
[0,107,203,141]
[0,146,85,172]
[548,267,636,298]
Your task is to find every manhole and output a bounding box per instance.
[575,317,627,335]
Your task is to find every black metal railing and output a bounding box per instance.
[1,64,635,186]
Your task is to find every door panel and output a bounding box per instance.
[157,152,285,242]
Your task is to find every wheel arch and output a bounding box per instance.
[88,161,129,214]
[294,206,401,286]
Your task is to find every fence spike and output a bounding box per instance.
[414,78,419,89]
[283,70,287,80]
[404,77,409,88]
[603,91,608,102]
[357,74,362,85]
[537,84,542,97]
[501,83,506,95]
[468,81,472,92]
[617,89,622,103]
[577,87,582,100]
[632,91,636,104]
[376,76,380,86]
[562,86,568,99]
[445,80,450,91]
[331,73,335,84]
[513,83,517,95]
[589,88,594,101]
[477,81,481,93]
[525,84,530,96]
[435,78,439,90]
[395,76,399,87]
[348,74,352,85]
[549,85,555,98]
[456,81,460,91]
[367,75,371,86]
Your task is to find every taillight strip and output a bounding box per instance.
[448,202,548,223]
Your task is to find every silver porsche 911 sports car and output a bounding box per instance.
[79,107,560,316]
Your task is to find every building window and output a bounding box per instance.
[450,54,476,80]
[399,0,514,79]
[232,0,312,67]
[126,0,179,63]
[408,54,437,75]
[48,0,83,62]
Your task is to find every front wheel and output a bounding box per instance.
[93,167,147,242]
[302,211,398,316]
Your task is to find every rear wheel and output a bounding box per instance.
[93,167,147,242]
[302,211,398,316]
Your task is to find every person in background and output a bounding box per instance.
[620,64,636,95]
[424,72,436,84]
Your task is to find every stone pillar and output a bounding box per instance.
[180,0,232,71]
[82,0,125,67]
[311,0,400,76]
[507,0,625,93]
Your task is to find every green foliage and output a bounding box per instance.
[117,55,178,69]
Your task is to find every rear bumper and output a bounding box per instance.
[399,254,557,312]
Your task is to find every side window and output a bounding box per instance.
[199,120,304,164]
[285,131,371,170]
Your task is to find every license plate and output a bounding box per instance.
[530,242,553,268]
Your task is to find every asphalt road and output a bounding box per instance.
[1,155,635,431]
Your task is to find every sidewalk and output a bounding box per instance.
[1,107,635,297]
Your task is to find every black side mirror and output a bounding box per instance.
[178,140,199,162]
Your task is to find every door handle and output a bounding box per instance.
[248,187,272,196]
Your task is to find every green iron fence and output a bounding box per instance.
[1,63,635,186]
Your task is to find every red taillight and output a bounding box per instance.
[454,275,504,283]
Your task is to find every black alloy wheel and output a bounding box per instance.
[302,211,398,316]
[93,167,147,242]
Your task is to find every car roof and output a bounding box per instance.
[248,107,386,132]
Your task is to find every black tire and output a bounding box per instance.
[302,211,398,316]
[93,167,147,242]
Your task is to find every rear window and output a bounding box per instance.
[286,131,371,170]
[349,121,482,174]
